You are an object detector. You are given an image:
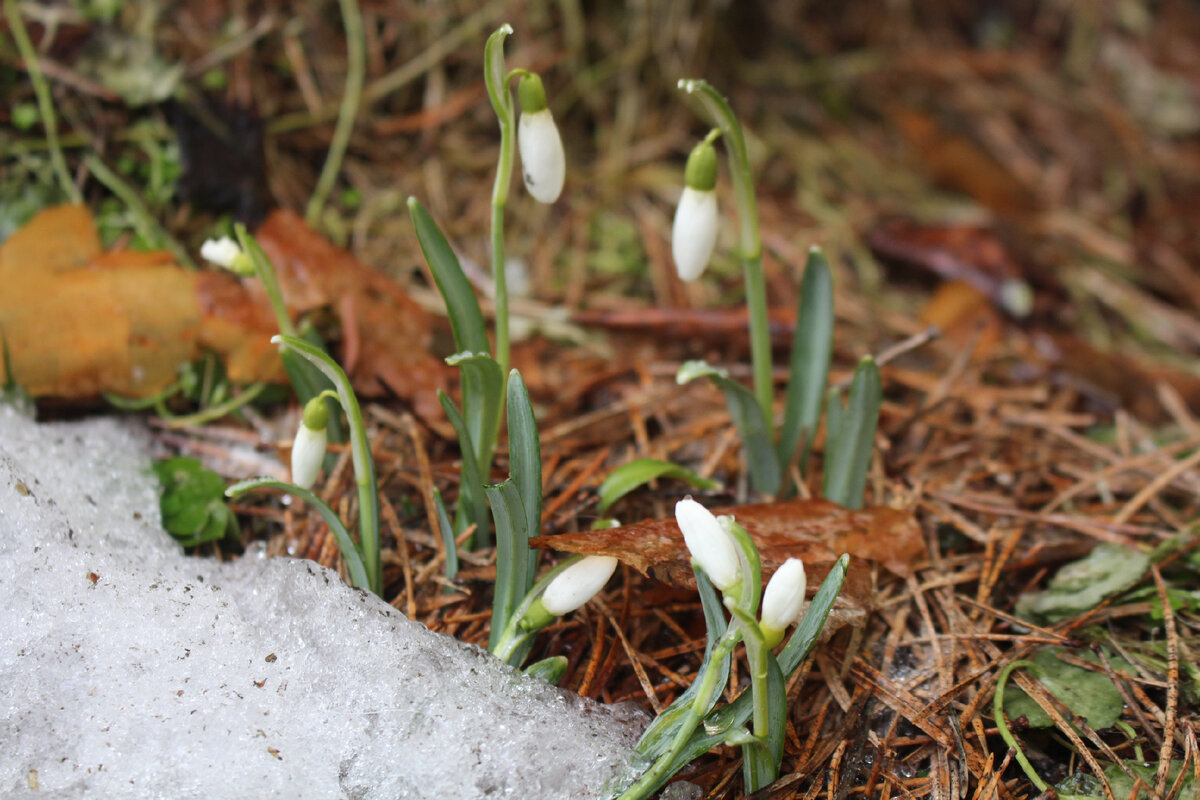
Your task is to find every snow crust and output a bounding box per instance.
[0,407,643,799]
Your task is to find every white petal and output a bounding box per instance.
[674,498,740,591]
[200,236,242,269]
[542,556,619,615]
[290,422,327,490]
[518,109,566,204]
[671,187,718,282]
[761,558,807,633]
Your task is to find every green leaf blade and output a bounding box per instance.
[677,360,780,495]
[506,370,542,585]
[597,458,721,514]
[407,197,490,355]
[226,477,369,591]
[485,478,529,652]
[779,247,834,475]
[821,357,881,509]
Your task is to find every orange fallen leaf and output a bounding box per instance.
[0,205,445,418]
[0,205,280,398]
[532,498,923,620]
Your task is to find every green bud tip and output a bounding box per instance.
[302,396,330,431]
[517,73,548,113]
[684,140,718,192]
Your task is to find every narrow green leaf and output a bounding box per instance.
[822,358,882,509]
[506,370,541,581]
[439,390,492,550]
[446,351,504,474]
[597,458,721,514]
[677,360,781,495]
[485,478,529,651]
[636,569,730,759]
[226,477,369,591]
[432,488,459,582]
[779,247,833,474]
[407,197,490,355]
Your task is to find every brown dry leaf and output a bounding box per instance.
[532,499,924,623]
[254,210,447,421]
[920,280,1003,359]
[0,204,281,398]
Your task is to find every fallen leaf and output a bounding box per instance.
[1014,542,1150,623]
[532,499,923,622]
[254,210,447,421]
[919,280,1003,359]
[1004,648,1128,730]
[0,204,280,398]
[0,205,444,416]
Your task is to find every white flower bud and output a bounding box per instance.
[518,109,566,204]
[291,397,330,490]
[672,187,718,282]
[542,556,618,615]
[200,237,242,269]
[290,423,326,490]
[675,498,741,592]
[760,558,807,648]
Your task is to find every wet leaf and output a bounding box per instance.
[1015,542,1150,623]
[1004,648,1127,730]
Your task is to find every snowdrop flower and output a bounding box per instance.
[200,236,253,275]
[760,558,807,648]
[291,396,329,490]
[516,72,565,204]
[542,556,619,615]
[675,497,741,592]
[672,138,719,282]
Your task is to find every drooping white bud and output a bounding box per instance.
[675,497,741,592]
[516,73,565,204]
[672,187,718,282]
[672,137,720,282]
[542,556,619,615]
[760,558,807,648]
[517,110,566,204]
[290,397,330,490]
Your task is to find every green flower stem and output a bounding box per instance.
[305,0,365,225]
[678,79,771,427]
[728,602,770,745]
[484,25,516,405]
[993,660,1048,793]
[272,334,381,595]
[4,0,81,205]
[235,224,297,338]
[617,627,742,800]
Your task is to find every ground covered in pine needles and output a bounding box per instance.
[4,2,1199,798]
